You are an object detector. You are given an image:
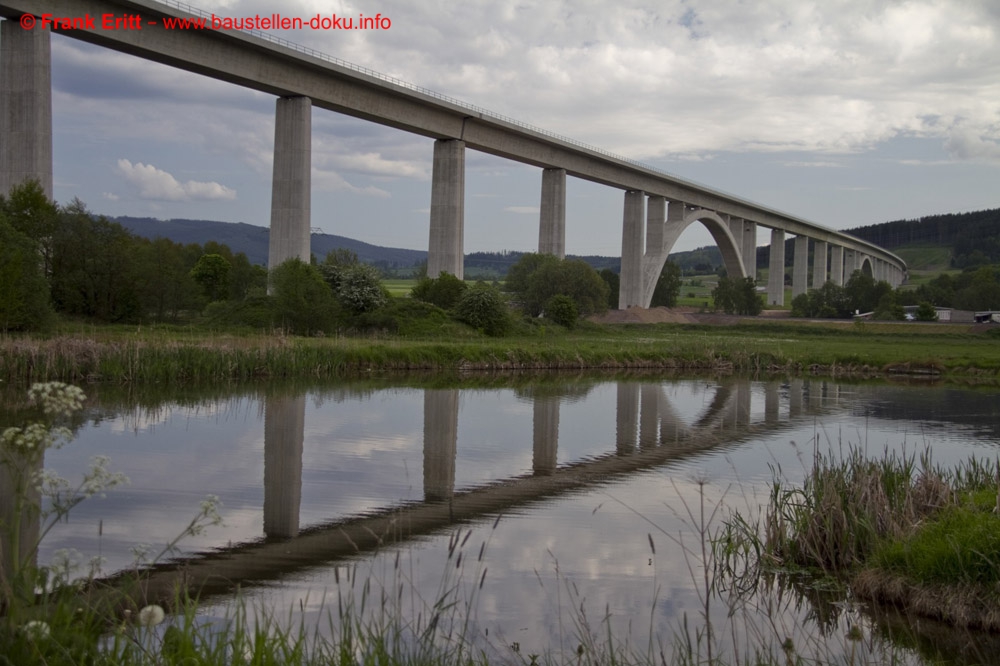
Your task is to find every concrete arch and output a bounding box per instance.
[641,208,747,307]
[859,255,874,278]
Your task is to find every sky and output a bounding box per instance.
[31,0,1000,257]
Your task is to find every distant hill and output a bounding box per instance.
[115,217,426,269]
[846,208,1000,269]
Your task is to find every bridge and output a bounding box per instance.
[0,0,907,308]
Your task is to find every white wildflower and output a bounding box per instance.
[29,382,86,419]
[137,604,165,627]
[22,620,51,640]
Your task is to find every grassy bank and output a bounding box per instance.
[725,448,1000,634]
[2,319,999,385]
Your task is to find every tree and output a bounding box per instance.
[0,218,52,331]
[318,248,360,292]
[599,269,620,309]
[505,253,608,317]
[49,201,141,322]
[0,180,59,278]
[411,273,467,309]
[336,263,388,314]
[190,253,232,303]
[650,261,682,308]
[544,294,578,328]
[712,277,762,315]
[269,258,340,334]
[133,237,201,320]
[915,301,939,322]
[454,282,510,336]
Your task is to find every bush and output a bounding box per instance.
[0,219,53,331]
[505,253,608,316]
[454,282,510,336]
[411,272,467,309]
[545,294,578,328]
[269,258,340,334]
[337,264,388,314]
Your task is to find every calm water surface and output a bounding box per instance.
[4,375,1000,662]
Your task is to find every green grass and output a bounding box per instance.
[3,316,1000,386]
[382,278,417,297]
[894,244,953,272]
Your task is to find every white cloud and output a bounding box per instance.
[101,191,119,200]
[116,159,237,201]
[504,206,539,214]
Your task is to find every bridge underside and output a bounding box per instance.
[0,8,906,302]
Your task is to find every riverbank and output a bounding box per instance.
[2,318,998,385]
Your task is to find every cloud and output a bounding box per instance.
[504,206,539,214]
[312,168,391,197]
[116,159,237,201]
[944,129,1000,163]
[102,192,120,201]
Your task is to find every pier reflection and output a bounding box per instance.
[103,377,837,606]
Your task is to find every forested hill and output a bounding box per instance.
[115,216,426,269]
[846,208,1000,268]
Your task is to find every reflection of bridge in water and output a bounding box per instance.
[7,379,844,605]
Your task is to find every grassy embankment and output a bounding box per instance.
[1,315,999,386]
[722,448,1000,642]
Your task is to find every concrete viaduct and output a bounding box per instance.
[0,0,907,308]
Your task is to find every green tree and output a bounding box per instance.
[269,258,340,334]
[190,253,232,303]
[336,263,388,314]
[318,248,360,292]
[650,261,682,308]
[599,268,620,309]
[915,301,939,322]
[544,294,578,328]
[505,253,608,317]
[411,272,467,310]
[0,218,53,331]
[0,180,59,278]
[712,277,762,315]
[49,201,141,322]
[133,237,201,320]
[454,282,510,336]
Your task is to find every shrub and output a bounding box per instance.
[545,294,578,328]
[337,264,388,314]
[411,272,467,310]
[454,282,510,336]
[269,258,340,334]
[505,253,608,316]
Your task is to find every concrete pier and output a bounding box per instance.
[538,168,566,258]
[423,389,459,501]
[844,249,857,282]
[767,229,786,305]
[728,217,743,259]
[0,20,52,197]
[639,384,660,448]
[830,245,845,285]
[764,382,779,424]
[792,235,809,298]
[742,221,757,280]
[428,139,466,278]
[263,395,305,539]
[615,382,639,454]
[645,195,666,260]
[618,190,645,309]
[813,240,828,288]
[268,96,312,270]
[532,395,560,475]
